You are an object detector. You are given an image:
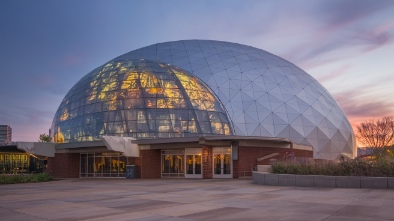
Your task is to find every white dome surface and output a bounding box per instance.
[114,40,356,160]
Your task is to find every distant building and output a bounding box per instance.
[0,125,12,145]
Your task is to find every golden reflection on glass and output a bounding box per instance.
[53,60,232,143]
[55,127,64,143]
[211,122,223,134]
[224,123,231,135]
[140,72,159,88]
[157,98,167,108]
[59,109,69,121]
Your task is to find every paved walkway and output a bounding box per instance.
[0,178,393,221]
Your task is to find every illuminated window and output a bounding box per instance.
[52,60,233,142]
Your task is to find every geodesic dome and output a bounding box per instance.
[51,59,232,143]
[114,40,356,160]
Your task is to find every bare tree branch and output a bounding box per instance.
[356,116,394,148]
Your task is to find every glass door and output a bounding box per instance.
[185,148,202,178]
[161,150,185,178]
[212,147,232,178]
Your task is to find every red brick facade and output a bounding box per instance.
[46,146,312,179]
[128,156,142,178]
[139,149,161,178]
[46,153,80,178]
[232,159,239,179]
[235,146,312,178]
[202,146,212,179]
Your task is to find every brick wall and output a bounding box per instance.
[46,153,80,178]
[236,147,312,178]
[202,146,212,179]
[128,157,142,178]
[232,159,239,179]
[140,149,161,178]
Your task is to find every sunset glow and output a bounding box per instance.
[1,0,393,146]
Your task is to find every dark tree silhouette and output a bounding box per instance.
[356,116,394,148]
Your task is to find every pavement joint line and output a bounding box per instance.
[321,189,373,221]
[2,180,393,221]
[1,206,50,221]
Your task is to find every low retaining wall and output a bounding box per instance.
[253,172,394,189]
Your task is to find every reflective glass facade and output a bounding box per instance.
[118,40,356,160]
[161,149,184,178]
[52,60,232,143]
[80,153,126,177]
[0,148,46,174]
[0,153,29,173]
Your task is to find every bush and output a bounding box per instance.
[271,158,394,177]
[0,173,53,184]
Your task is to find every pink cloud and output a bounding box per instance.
[57,54,86,67]
[333,90,394,143]
[316,64,352,83]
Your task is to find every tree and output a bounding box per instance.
[356,116,394,148]
[39,133,51,142]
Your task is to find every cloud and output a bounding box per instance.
[282,1,394,68]
[0,107,53,125]
[333,90,394,132]
[316,0,394,29]
[359,22,394,53]
[316,64,352,83]
[0,107,54,142]
[58,54,86,67]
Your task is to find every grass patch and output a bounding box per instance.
[0,173,53,184]
[271,158,394,177]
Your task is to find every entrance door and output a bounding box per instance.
[213,147,232,178]
[185,148,202,178]
[161,150,185,178]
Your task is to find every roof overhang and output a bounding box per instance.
[13,135,311,157]
[132,135,295,150]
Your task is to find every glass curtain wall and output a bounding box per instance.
[52,60,232,143]
[0,153,29,173]
[80,153,126,177]
[161,149,184,178]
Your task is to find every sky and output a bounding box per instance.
[1,0,394,143]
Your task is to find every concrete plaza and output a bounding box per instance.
[0,178,393,221]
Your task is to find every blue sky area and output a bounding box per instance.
[1,0,394,141]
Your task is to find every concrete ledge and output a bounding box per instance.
[360,177,387,189]
[253,172,392,189]
[253,172,265,185]
[314,175,336,188]
[257,165,272,173]
[388,177,394,189]
[336,176,360,188]
[295,175,314,187]
[278,174,295,186]
[263,173,278,186]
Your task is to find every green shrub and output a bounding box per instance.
[0,173,53,184]
[271,158,394,177]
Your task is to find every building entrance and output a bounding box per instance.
[161,149,184,178]
[80,153,126,177]
[212,147,232,178]
[185,148,202,178]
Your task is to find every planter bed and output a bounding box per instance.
[253,172,393,189]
